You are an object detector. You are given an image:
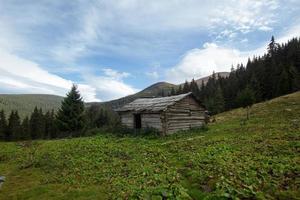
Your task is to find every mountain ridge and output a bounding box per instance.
[0,72,230,115]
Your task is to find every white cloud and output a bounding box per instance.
[47,0,289,62]
[146,71,159,79]
[0,49,99,102]
[165,22,300,84]
[277,24,300,43]
[102,68,130,80]
[211,0,279,39]
[0,0,299,101]
[82,74,138,101]
[259,26,273,32]
[166,42,266,84]
[0,48,137,101]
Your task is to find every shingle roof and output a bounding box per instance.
[115,92,193,112]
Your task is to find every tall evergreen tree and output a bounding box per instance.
[56,84,85,137]
[236,86,255,120]
[213,85,225,114]
[182,81,190,93]
[44,110,57,139]
[21,116,30,140]
[190,78,200,97]
[268,36,278,56]
[177,85,183,94]
[7,111,21,141]
[30,107,45,139]
[0,110,7,141]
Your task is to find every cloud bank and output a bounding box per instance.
[0,0,299,100]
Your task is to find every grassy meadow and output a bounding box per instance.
[0,92,299,199]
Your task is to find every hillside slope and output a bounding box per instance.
[0,94,63,118]
[100,72,229,109]
[0,92,299,199]
[92,81,177,109]
[179,72,230,87]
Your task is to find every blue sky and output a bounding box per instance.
[0,0,299,101]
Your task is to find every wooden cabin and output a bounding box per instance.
[116,92,206,135]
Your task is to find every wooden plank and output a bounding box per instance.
[166,116,205,120]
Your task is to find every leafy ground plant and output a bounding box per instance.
[0,92,299,199]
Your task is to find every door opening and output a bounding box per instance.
[134,114,141,129]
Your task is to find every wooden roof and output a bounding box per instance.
[116,92,196,112]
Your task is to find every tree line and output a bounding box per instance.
[1,36,299,141]
[163,36,300,114]
[0,85,118,141]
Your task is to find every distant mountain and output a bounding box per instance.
[179,72,230,87]
[89,82,177,109]
[100,72,229,109]
[0,94,63,119]
[0,72,230,115]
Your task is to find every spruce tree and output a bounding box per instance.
[182,81,190,93]
[236,86,255,120]
[56,84,85,137]
[49,110,58,138]
[44,111,51,139]
[213,85,225,114]
[268,36,278,56]
[8,111,21,141]
[21,116,31,140]
[44,110,57,139]
[177,85,183,94]
[30,107,44,139]
[190,78,200,98]
[0,110,7,141]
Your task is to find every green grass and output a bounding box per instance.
[0,94,63,119]
[0,92,299,199]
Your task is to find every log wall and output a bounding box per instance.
[120,112,162,131]
[120,112,134,128]
[141,113,163,131]
[165,96,205,134]
[119,95,205,135]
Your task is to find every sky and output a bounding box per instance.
[0,0,299,102]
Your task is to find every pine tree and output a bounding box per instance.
[42,109,57,139]
[236,86,255,120]
[7,111,21,141]
[276,64,300,96]
[49,110,58,138]
[21,116,30,140]
[213,85,225,114]
[249,74,261,102]
[30,107,44,139]
[44,111,51,139]
[268,36,278,56]
[182,81,190,93]
[56,84,85,137]
[190,78,200,98]
[177,85,183,94]
[0,110,7,141]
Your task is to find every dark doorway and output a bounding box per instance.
[134,114,141,129]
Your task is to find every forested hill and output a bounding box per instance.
[0,94,63,119]
[1,37,299,118]
[92,82,177,109]
[102,37,300,113]
[173,36,300,114]
[96,72,230,109]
